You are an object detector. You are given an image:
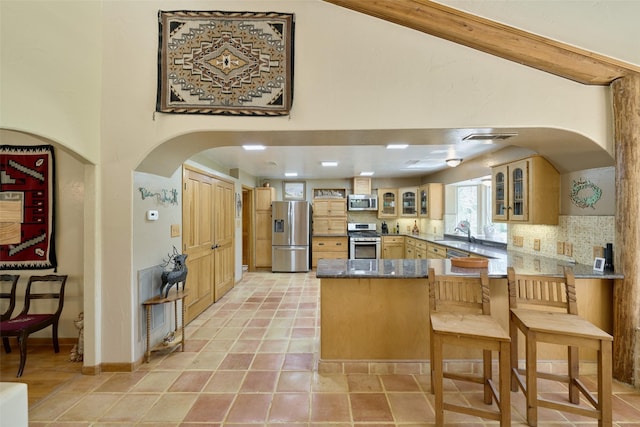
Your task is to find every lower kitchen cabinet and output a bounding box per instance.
[405,237,416,259]
[415,239,427,259]
[312,236,348,268]
[426,243,446,259]
[382,235,404,259]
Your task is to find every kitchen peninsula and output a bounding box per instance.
[316,256,621,370]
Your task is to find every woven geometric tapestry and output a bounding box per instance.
[157,10,295,116]
[0,145,57,270]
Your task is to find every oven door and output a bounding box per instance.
[349,238,381,259]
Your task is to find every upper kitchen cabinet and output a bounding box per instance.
[491,155,559,224]
[353,177,372,195]
[312,192,347,236]
[400,187,418,217]
[419,183,444,220]
[378,188,398,218]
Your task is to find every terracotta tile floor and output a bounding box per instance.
[2,271,640,426]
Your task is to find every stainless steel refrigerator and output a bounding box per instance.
[272,201,311,272]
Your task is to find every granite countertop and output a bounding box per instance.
[317,232,622,279]
[316,255,623,280]
[385,232,508,258]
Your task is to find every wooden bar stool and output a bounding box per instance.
[507,267,612,427]
[428,268,511,426]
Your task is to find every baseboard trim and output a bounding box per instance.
[81,356,144,375]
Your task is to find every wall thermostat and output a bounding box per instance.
[146,210,159,221]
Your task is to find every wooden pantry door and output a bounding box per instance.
[182,166,235,323]
[213,178,234,302]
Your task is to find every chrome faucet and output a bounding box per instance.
[454,220,475,243]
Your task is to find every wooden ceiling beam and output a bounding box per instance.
[323,0,640,85]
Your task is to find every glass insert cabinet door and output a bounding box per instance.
[378,189,398,218]
[508,160,529,221]
[493,168,507,221]
[491,160,529,222]
[400,187,417,217]
[419,187,428,216]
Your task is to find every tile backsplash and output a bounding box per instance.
[509,215,615,265]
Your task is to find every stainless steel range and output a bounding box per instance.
[348,223,381,260]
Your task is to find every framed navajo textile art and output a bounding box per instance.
[157,10,295,116]
[0,145,57,270]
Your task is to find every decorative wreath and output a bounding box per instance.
[569,178,602,209]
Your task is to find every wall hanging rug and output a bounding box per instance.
[0,145,57,270]
[157,10,295,116]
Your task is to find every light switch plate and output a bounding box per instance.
[513,235,524,247]
[533,239,541,251]
[171,224,180,237]
[564,242,573,257]
[557,241,565,254]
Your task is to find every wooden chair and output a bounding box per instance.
[0,275,67,377]
[507,267,612,427]
[1,274,20,353]
[428,268,511,426]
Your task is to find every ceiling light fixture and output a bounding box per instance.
[242,144,266,151]
[321,161,338,167]
[285,172,298,177]
[386,144,408,149]
[445,158,463,167]
[360,171,374,176]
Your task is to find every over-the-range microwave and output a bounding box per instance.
[347,194,378,211]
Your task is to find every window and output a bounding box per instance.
[445,180,507,243]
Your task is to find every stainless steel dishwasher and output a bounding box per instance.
[446,248,469,258]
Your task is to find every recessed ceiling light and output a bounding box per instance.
[445,158,463,167]
[386,144,408,149]
[360,171,374,176]
[285,172,298,177]
[242,144,266,151]
[321,161,338,167]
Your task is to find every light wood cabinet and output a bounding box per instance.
[405,237,416,259]
[353,177,372,195]
[382,235,404,259]
[377,188,398,218]
[313,198,347,236]
[426,243,446,259]
[414,239,427,259]
[313,199,346,217]
[400,187,418,217]
[255,187,276,268]
[419,183,444,220]
[312,236,348,267]
[404,237,427,259]
[492,155,559,224]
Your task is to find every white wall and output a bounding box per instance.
[0,1,102,163]
[437,0,640,68]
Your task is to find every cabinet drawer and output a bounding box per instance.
[427,244,446,258]
[312,237,347,252]
[415,240,427,251]
[382,236,404,244]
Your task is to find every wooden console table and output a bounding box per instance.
[142,289,188,363]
